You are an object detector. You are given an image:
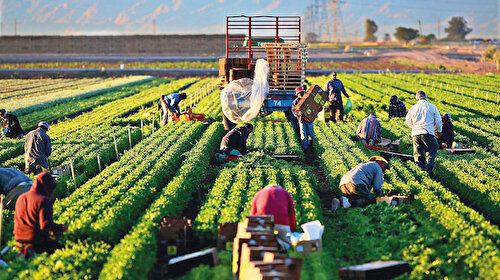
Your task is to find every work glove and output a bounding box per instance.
[2,128,7,135]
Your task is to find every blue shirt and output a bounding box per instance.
[324,79,349,104]
[163,93,182,115]
[339,162,384,195]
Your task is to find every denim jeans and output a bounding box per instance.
[339,183,376,207]
[299,121,315,150]
[412,133,438,174]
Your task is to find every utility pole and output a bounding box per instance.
[152,19,156,35]
[14,18,17,36]
[418,19,422,35]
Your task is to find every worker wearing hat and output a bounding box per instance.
[406,90,442,175]
[292,86,315,151]
[24,121,52,175]
[332,156,390,210]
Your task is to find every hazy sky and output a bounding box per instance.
[0,0,498,40]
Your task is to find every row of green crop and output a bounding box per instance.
[314,121,500,279]
[0,78,106,100]
[48,77,196,138]
[193,89,222,121]
[115,77,217,126]
[0,79,167,162]
[98,122,224,280]
[16,79,168,131]
[2,76,153,116]
[246,121,304,157]
[0,121,208,279]
[322,73,500,155]
[365,73,500,120]
[192,151,324,279]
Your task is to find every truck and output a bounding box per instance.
[219,15,308,129]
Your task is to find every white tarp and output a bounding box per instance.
[221,59,269,123]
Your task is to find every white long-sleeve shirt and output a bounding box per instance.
[405,100,442,137]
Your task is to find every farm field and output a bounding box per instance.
[0,73,499,279]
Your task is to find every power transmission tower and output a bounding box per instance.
[327,0,345,43]
[320,0,329,42]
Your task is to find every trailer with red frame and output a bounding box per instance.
[219,15,308,129]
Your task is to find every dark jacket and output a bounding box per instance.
[388,99,407,118]
[438,118,454,147]
[25,128,52,170]
[2,113,23,138]
[163,93,182,115]
[14,172,65,242]
[220,126,250,154]
[324,79,349,104]
[0,168,32,194]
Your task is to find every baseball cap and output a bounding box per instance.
[38,121,49,131]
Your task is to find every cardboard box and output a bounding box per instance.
[51,164,70,177]
[376,196,409,207]
[338,260,411,280]
[292,239,322,256]
[294,84,328,122]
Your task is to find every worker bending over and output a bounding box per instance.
[438,113,454,149]
[160,92,187,126]
[406,91,442,176]
[388,95,407,118]
[292,86,315,151]
[250,184,297,252]
[14,172,68,258]
[332,156,390,210]
[356,113,381,146]
[1,109,24,139]
[25,121,52,175]
[324,72,349,123]
[0,168,32,210]
[219,123,253,156]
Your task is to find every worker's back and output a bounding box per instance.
[0,168,31,194]
[25,128,51,169]
[220,126,248,151]
[250,185,296,231]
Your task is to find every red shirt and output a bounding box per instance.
[250,185,297,232]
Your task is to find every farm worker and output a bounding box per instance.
[285,86,305,134]
[0,108,24,139]
[250,184,296,252]
[405,90,442,176]
[356,113,381,146]
[14,172,68,258]
[219,123,253,156]
[160,92,187,126]
[437,113,454,149]
[24,121,52,175]
[388,95,407,118]
[292,86,315,151]
[332,156,390,210]
[0,168,32,210]
[324,72,350,123]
